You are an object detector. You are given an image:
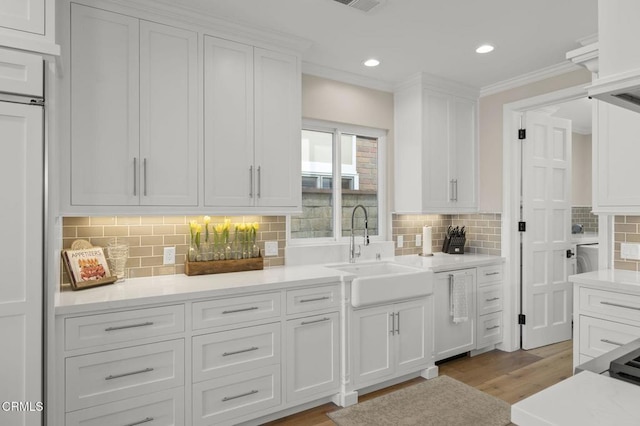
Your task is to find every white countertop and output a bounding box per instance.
[570,269,640,294]
[512,371,640,426]
[55,253,503,315]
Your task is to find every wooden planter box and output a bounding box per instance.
[184,256,264,276]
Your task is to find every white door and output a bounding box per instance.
[203,36,254,207]
[140,20,198,206]
[0,101,43,426]
[70,4,139,206]
[0,0,45,35]
[254,47,300,208]
[522,111,573,350]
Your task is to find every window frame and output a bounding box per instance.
[287,119,387,245]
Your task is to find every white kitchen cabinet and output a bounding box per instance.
[352,297,430,387]
[0,0,58,55]
[594,101,640,212]
[394,75,478,213]
[0,0,44,35]
[204,35,301,210]
[0,47,43,97]
[70,4,198,207]
[286,312,340,403]
[433,269,476,361]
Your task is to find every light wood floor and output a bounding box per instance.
[265,340,573,426]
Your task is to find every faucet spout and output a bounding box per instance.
[349,204,370,263]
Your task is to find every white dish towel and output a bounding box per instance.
[450,273,468,324]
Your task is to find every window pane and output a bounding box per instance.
[342,135,378,237]
[293,130,334,239]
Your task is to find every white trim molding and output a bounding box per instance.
[302,62,395,93]
[481,61,582,97]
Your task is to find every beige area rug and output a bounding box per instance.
[328,375,511,426]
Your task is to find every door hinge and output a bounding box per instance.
[518,128,526,140]
[518,221,526,232]
[518,314,526,325]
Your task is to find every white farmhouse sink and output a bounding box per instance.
[331,261,433,307]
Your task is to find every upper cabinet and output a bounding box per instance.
[0,0,58,55]
[70,4,198,207]
[394,74,479,213]
[204,36,301,209]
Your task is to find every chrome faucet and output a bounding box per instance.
[349,204,370,263]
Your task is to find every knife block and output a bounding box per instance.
[442,235,466,254]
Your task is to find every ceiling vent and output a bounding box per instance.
[332,0,386,13]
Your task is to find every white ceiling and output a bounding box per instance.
[162,0,598,90]
[552,98,593,135]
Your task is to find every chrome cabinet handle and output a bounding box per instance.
[133,158,137,196]
[486,325,500,331]
[601,338,624,346]
[222,306,259,314]
[143,158,147,196]
[223,346,259,357]
[395,312,400,334]
[105,322,154,332]
[301,317,330,325]
[485,297,500,302]
[299,296,330,303]
[222,389,258,402]
[124,417,154,426]
[449,180,454,201]
[600,301,640,311]
[485,271,500,276]
[257,166,261,198]
[454,179,458,201]
[249,166,253,197]
[390,313,395,335]
[105,367,154,381]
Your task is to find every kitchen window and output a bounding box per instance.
[289,120,386,242]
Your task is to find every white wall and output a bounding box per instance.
[572,132,592,206]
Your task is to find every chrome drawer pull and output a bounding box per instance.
[222,346,259,357]
[486,325,500,331]
[601,338,624,346]
[301,317,330,326]
[124,417,154,426]
[485,272,500,276]
[485,297,500,302]
[222,306,259,314]
[105,322,154,332]
[390,313,395,335]
[600,301,640,311]
[105,367,154,381]
[299,296,330,303]
[222,389,258,402]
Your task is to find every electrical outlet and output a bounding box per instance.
[397,235,404,248]
[416,234,422,247]
[264,241,278,257]
[163,246,176,265]
[621,242,640,260]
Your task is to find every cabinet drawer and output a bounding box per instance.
[65,339,184,412]
[476,312,502,348]
[579,315,640,358]
[286,284,340,315]
[193,364,281,426]
[65,388,184,426]
[193,322,280,382]
[192,293,281,330]
[476,264,503,286]
[65,305,185,351]
[579,287,640,324]
[477,284,503,316]
[0,47,42,97]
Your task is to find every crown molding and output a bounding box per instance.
[480,61,582,97]
[566,42,599,73]
[394,72,480,99]
[302,62,395,93]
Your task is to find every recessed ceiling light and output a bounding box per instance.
[363,58,381,67]
[476,44,495,54]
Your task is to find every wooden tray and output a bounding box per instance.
[184,256,264,276]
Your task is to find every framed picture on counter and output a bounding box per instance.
[62,246,117,290]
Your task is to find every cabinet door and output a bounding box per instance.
[286,312,339,403]
[203,36,254,207]
[0,0,45,35]
[451,96,477,209]
[423,90,452,209]
[434,269,476,361]
[140,21,198,206]
[254,48,301,208]
[395,298,431,375]
[352,305,393,386]
[70,4,139,206]
[0,101,42,426]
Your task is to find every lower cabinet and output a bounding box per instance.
[352,298,431,387]
[286,312,340,403]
